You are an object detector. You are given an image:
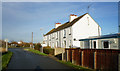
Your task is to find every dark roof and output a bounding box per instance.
[79,33,120,41]
[44,13,88,36]
[45,28,56,35]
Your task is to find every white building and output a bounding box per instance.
[79,33,120,49]
[43,13,101,48]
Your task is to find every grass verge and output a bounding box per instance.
[57,60,94,71]
[2,51,13,70]
[24,49,47,56]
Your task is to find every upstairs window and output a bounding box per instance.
[56,32,58,38]
[53,33,54,38]
[51,34,52,38]
[69,28,71,35]
[64,30,66,38]
[49,35,50,39]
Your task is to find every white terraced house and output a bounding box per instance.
[43,13,102,49]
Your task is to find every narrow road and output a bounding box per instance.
[7,48,73,70]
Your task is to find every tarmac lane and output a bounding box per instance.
[7,48,75,71]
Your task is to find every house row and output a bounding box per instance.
[43,13,103,49]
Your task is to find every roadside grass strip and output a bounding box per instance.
[25,49,47,56]
[57,60,94,71]
[2,51,13,70]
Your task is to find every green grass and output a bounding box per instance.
[27,49,48,56]
[2,51,13,70]
[57,60,94,71]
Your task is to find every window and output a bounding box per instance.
[57,32,58,38]
[49,35,50,39]
[52,42,54,48]
[63,30,66,38]
[69,28,71,35]
[56,41,58,47]
[53,33,54,37]
[64,40,66,47]
[69,40,71,47]
[51,34,52,39]
[103,41,109,48]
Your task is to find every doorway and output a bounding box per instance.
[93,41,96,49]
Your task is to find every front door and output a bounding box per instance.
[93,41,96,49]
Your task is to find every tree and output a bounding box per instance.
[34,43,42,51]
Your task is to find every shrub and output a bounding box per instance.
[34,43,42,51]
[43,46,54,55]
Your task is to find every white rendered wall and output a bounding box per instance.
[97,38,119,49]
[72,14,101,48]
[44,14,101,49]
[59,27,73,48]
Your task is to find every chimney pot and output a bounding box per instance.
[70,14,78,22]
[55,23,61,28]
[56,23,61,24]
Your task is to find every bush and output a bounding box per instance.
[34,43,42,51]
[43,46,54,55]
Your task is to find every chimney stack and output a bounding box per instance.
[69,14,78,22]
[55,23,61,28]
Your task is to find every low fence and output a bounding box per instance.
[63,48,120,71]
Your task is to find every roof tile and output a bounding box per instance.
[44,13,87,36]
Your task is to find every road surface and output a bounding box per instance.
[7,48,73,70]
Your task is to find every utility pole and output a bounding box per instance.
[32,32,33,49]
[118,22,120,33]
[32,32,33,44]
[30,32,33,49]
[4,39,8,52]
[40,28,43,53]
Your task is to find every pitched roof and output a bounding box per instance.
[45,28,56,35]
[44,13,88,36]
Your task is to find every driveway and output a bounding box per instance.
[7,48,73,70]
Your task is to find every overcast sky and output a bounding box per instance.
[2,2,118,43]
